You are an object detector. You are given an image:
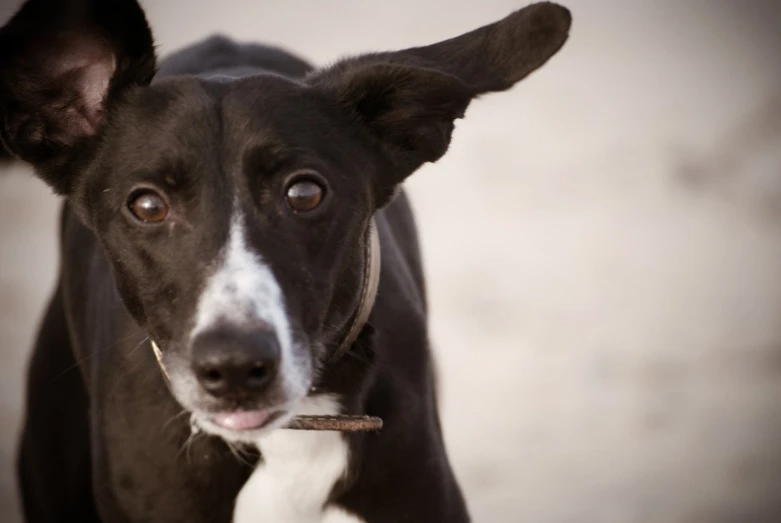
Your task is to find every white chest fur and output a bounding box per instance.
[232,396,366,523]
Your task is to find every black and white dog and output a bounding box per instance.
[0,0,570,521]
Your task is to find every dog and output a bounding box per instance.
[0,0,571,521]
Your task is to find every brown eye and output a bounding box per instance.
[286,179,324,213]
[128,190,169,223]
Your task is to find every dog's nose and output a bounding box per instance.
[190,328,280,399]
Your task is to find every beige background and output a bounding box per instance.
[2,1,781,522]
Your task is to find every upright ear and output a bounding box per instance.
[0,0,156,194]
[310,2,571,205]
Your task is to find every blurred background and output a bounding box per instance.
[2,1,781,522]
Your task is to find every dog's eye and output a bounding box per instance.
[286,180,324,213]
[128,190,169,223]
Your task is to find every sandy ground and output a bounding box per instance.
[2,1,781,522]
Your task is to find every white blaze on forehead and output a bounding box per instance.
[190,211,305,395]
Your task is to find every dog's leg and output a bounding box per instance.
[17,283,101,522]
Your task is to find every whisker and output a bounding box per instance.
[52,329,147,382]
[185,433,202,466]
[225,441,254,467]
[176,429,201,464]
[225,441,254,468]
[162,409,190,432]
[105,336,151,418]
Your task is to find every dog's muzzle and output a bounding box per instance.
[151,218,383,432]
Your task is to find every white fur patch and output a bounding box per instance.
[232,395,365,523]
[190,211,306,398]
[321,506,368,523]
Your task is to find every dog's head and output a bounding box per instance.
[0,0,570,442]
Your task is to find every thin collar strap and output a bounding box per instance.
[329,217,381,362]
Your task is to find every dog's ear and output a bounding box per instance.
[313,62,473,194]
[310,2,571,206]
[0,0,156,194]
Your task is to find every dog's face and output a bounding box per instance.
[0,0,570,441]
[86,77,387,439]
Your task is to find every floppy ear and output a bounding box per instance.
[0,0,156,194]
[310,1,571,206]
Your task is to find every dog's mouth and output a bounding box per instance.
[209,408,284,431]
[154,337,313,441]
[191,405,297,442]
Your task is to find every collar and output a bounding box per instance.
[150,217,382,432]
[329,217,381,362]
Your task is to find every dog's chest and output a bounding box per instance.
[232,401,366,523]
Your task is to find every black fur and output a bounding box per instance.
[2,0,571,521]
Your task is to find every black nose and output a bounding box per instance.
[190,327,280,400]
